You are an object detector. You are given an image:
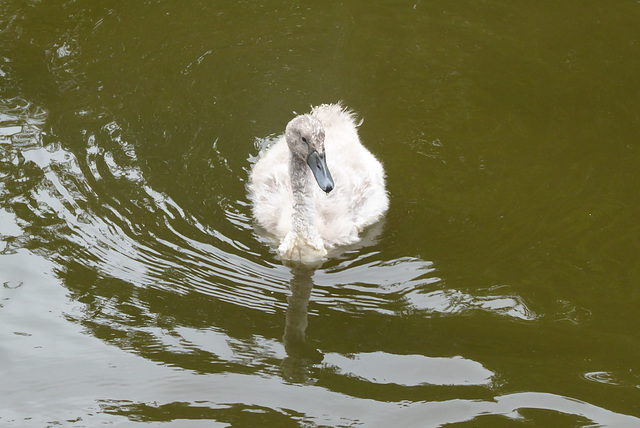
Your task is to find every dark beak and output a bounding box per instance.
[307,150,334,193]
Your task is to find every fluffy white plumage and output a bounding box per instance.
[249,103,388,262]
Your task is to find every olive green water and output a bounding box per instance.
[1,1,640,426]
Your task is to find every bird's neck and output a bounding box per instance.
[289,156,318,237]
[277,155,327,262]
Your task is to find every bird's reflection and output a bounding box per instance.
[281,264,323,382]
[279,222,386,382]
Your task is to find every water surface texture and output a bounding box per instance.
[1,1,640,426]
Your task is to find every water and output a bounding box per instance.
[1,1,640,426]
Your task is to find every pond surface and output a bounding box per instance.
[1,1,640,426]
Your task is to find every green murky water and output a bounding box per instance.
[1,1,640,426]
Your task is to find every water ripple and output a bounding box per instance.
[92,377,640,427]
[1,123,540,322]
[0,94,539,322]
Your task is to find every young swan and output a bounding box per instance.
[249,104,388,262]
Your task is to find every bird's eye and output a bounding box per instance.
[302,137,308,144]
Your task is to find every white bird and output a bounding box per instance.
[249,103,389,262]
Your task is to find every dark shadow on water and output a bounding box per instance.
[281,264,324,382]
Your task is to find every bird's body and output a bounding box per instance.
[249,103,388,262]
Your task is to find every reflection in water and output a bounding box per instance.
[2,105,537,322]
[314,258,537,319]
[281,264,496,388]
[3,79,638,427]
[325,352,493,387]
[282,265,323,382]
[3,1,640,423]
[92,378,640,427]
